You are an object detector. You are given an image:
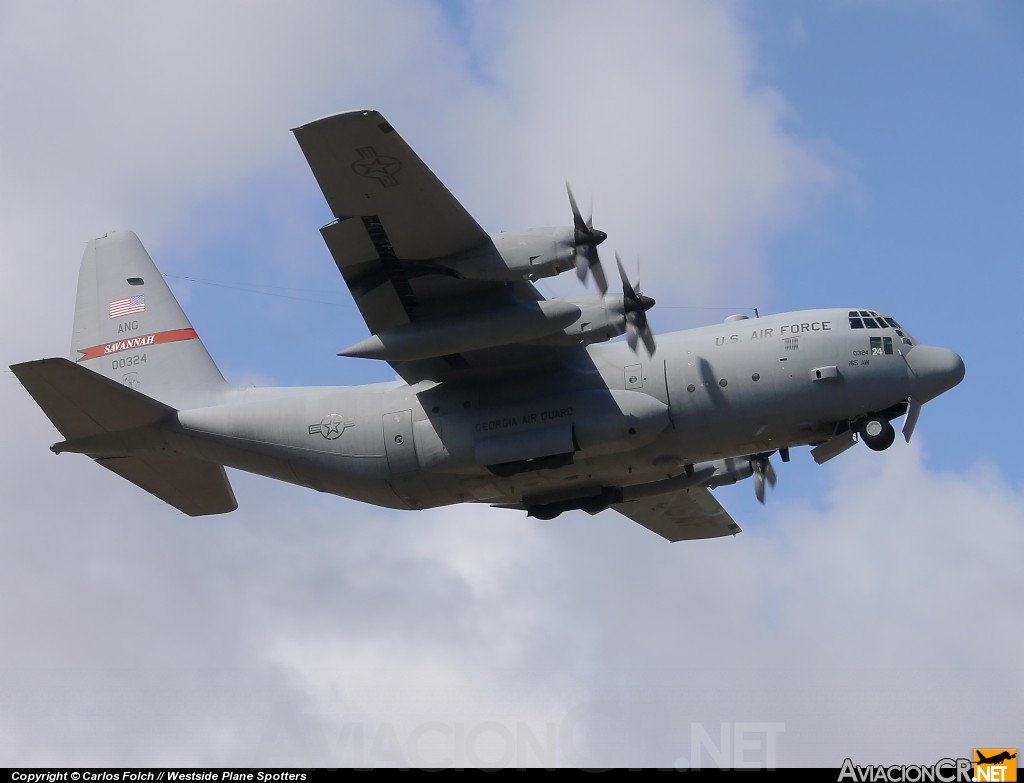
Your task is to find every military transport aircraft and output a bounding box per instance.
[10,110,965,542]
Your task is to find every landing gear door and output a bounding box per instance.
[383,410,417,474]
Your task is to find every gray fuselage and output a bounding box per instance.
[172,307,962,513]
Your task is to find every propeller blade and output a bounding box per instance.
[751,452,778,504]
[565,181,608,294]
[616,253,637,301]
[575,255,589,282]
[617,252,656,356]
[754,467,766,504]
[566,181,587,233]
[640,325,657,357]
[590,255,608,295]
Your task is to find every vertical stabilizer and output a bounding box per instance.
[70,231,229,408]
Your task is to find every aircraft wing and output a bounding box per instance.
[292,109,489,260]
[293,110,570,384]
[612,487,742,542]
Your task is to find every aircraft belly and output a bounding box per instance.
[174,386,433,507]
[472,436,685,505]
[167,425,410,509]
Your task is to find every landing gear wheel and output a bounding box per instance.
[859,416,895,451]
[529,507,561,521]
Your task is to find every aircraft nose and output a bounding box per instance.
[905,345,965,402]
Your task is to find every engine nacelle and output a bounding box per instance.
[338,300,582,360]
[530,295,627,348]
[491,228,577,279]
[699,457,754,488]
[435,229,576,282]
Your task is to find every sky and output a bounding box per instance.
[1,0,1021,768]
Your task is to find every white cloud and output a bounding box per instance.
[429,0,834,313]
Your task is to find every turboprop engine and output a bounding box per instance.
[433,183,609,288]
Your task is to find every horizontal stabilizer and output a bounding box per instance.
[10,357,174,440]
[11,357,236,516]
[95,454,236,516]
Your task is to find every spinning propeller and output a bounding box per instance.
[750,453,777,504]
[566,182,608,294]
[616,253,657,356]
[750,449,788,503]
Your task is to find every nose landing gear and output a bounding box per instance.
[858,415,896,451]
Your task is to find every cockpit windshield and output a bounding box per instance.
[848,310,915,346]
[848,310,900,329]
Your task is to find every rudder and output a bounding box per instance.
[71,231,230,408]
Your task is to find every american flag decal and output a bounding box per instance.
[109,295,146,318]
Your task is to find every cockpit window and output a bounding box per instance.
[871,336,895,355]
[849,310,899,330]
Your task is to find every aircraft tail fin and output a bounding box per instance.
[70,231,230,409]
[10,357,237,516]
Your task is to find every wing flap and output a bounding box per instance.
[321,218,412,334]
[612,487,741,542]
